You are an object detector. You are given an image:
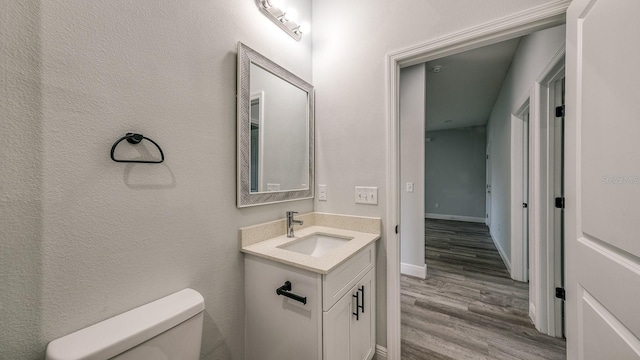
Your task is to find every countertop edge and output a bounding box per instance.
[241,226,380,274]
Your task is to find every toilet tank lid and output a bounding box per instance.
[45,288,205,360]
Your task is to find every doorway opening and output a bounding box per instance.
[389,3,571,358]
[399,32,565,358]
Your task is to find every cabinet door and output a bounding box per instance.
[323,287,352,360]
[245,255,322,360]
[350,268,375,360]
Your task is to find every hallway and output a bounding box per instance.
[400,219,566,360]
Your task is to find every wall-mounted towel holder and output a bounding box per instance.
[110,133,165,164]
[275,281,307,305]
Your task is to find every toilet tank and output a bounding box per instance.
[45,288,205,360]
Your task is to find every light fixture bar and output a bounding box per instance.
[255,0,307,41]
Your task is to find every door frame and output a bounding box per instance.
[384,2,570,359]
[511,100,530,283]
[250,91,266,192]
[486,140,492,227]
[531,48,566,337]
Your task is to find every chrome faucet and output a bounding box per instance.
[286,211,304,238]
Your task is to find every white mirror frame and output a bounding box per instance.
[237,42,314,207]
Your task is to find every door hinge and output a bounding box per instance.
[555,197,565,209]
[522,203,528,208]
[395,225,398,234]
[555,105,565,118]
[555,287,566,300]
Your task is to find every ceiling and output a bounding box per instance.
[425,38,521,131]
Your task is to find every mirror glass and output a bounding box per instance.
[237,43,314,207]
[249,64,309,193]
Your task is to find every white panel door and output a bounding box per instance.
[566,0,640,359]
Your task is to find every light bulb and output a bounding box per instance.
[270,0,284,9]
[298,22,310,33]
[284,8,298,23]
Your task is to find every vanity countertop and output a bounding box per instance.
[241,225,380,274]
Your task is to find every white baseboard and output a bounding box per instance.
[375,345,387,360]
[400,262,427,279]
[529,302,536,322]
[425,213,486,223]
[489,228,511,274]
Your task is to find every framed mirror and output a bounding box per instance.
[237,42,314,207]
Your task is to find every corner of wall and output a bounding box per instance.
[489,226,511,275]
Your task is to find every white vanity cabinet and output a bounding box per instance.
[244,243,376,360]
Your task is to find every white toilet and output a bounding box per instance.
[45,288,205,360]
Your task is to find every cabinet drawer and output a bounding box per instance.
[322,243,375,311]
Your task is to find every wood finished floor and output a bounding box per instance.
[401,219,566,360]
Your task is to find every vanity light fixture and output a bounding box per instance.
[257,0,310,41]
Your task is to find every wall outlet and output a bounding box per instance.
[355,186,378,205]
[435,203,439,208]
[318,184,327,201]
[406,182,414,192]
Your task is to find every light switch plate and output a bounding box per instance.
[318,184,327,201]
[355,186,378,205]
[406,182,414,192]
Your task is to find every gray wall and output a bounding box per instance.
[1,0,312,359]
[487,24,566,265]
[400,64,426,274]
[425,126,487,219]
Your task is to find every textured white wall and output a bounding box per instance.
[2,0,312,359]
[0,1,44,358]
[312,0,559,347]
[487,24,565,266]
[399,64,426,272]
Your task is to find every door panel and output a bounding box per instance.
[576,238,640,337]
[580,0,640,256]
[350,269,375,360]
[245,256,322,360]
[566,0,640,358]
[323,291,351,360]
[581,288,640,360]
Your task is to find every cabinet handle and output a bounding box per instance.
[358,286,365,313]
[352,292,360,320]
[276,281,307,305]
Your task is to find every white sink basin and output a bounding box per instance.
[279,233,353,257]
